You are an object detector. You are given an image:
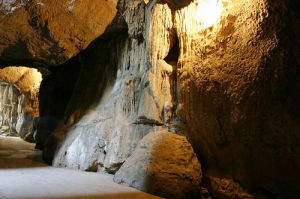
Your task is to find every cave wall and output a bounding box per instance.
[173,0,300,197]
[51,0,171,172]
[0,82,25,135]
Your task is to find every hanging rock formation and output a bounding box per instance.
[0,0,117,66]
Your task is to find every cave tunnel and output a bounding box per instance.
[0,0,299,199]
[0,67,42,141]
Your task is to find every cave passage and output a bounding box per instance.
[0,0,299,198]
[0,66,161,198]
[0,66,42,142]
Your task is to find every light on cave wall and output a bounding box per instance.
[195,0,227,28]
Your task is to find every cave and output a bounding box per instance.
[0,0,299,199]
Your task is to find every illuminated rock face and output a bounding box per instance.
[30,0,299,198]
[174,0,300,198]
[0,0,117,65]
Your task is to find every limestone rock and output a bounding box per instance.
[114,130,202,199]
[50,0,179,173]
[0,0,117,65]
[0,82,24,136]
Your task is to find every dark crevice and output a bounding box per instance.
[164,34,180,66]
[164,29,181,133]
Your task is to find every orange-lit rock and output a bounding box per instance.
[173,0,300,197]
[0,0,117,65]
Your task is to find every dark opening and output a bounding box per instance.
[164,35,180,67]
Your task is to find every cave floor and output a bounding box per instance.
[0,136,160,199]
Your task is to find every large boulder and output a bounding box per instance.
[114,131,202,199]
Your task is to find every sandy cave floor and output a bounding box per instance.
[0,135,160,199]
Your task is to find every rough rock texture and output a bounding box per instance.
[4,0,298,198]
[113,130,202,199]
[0,67,42,141]
[173,0,300,198]
[50,0,179,173]
[0,0,117,66]
[0,82,25,135]
[207,177,254,199]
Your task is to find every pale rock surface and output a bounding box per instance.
[114,130,202,199]
[0,82,25,135]
[51,0,179,174]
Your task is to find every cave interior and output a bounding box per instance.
[0,0,299,199]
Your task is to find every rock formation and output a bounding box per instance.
[0,0,299,198]
[207,177,254,199]
[114,130,202,199]
[0,82,24,135]
[0,0,117,66]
